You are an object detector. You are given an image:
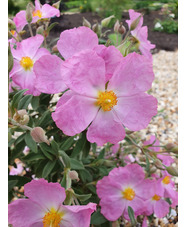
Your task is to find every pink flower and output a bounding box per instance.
[96,164,153,221]
[126,9,155,57]
[157,171,178,208]
[34,26,123,94]
[143,179,170,218]
[32,0,60,23]
[52,50,157,146]
[8,179,96,227]
[9,163,23,176]
[10,34,50,96]
[143,135,174,166]
[13,10,27,32]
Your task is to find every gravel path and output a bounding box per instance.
[140,50,178,145]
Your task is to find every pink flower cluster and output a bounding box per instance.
[8,179,96,227]
[96,164,178,221]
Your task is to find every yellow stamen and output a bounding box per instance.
[152,194,161,201]
[42,208,64,227]
[96,90,118,111]
[20,56,34,71]
[162,176,170,185]
[122,187,135,201]
[32,9,42,18]
[10,30,16,36]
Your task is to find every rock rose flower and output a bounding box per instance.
[52,50,157,145]
[8,179,96,227]
[10,34,50,95]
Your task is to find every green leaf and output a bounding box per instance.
[70,158,84,170]
[8,175,31,187]
[91,209,107,225]
[71,133,86,158]
[46,22,59,34]
[59,150,71,168]
[40,145,54,161]
[145,153,150,175]
[22,152,46,161]
[79,169,92,182]
[8,180,18,192]
[37,110,52,128]
[31,96,40,110]
[60,137,75,151]
[40,142,58,157]
[82,139,90,158]
[128,206,137,226]
[74,193,92,201]
[98,148,105,159]
[42,160,57,178]
[18,94,32,110]
[50,140,59,156]
[11,89,28,112]
[25,132,38,153]
[91,143,97,153]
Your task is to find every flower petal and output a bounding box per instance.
[126,9,143,31]
[87,110,125,146]
[114,93,157,131]
[52,92,98,136]
[60,50,105,97]
[24,179,66,211]
[41,4,60,17]
[57,26,98,59]
[13,10,27,32]
[108,52,154,96]
[8,199,44,227]
[154,199,170,218]
[32,47,50,61]
[34,54,68,94]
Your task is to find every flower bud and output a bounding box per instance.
[8,19,16,30]
[26,2,34,23]
[52,45,59,53]
[8,44,14,73]
[68,170,79,181]
[13,109,29,125]
[166,166,178,176]
[36,25,44,35]
[31,127,50,145]
[52,0,61,9]
[130,14,142,31]
[114,20,120,33]
[82,17,91,28]
[150,166,157,174]
[101,15,115,28]
[118,23,126,35]
[154,159,165,170]
[92,22,101,37]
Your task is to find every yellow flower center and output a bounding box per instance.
[152,194,161,201]
[162,176,170,185]
[122,187,135,201]
[42,208,64,227]
[96,90,118,111]
[33,9,42,18]
[10,30,16,36]
[20,56,34,71]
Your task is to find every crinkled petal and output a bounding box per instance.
[11,42,25,61]
[13,10,27,32]
[8,199,44,227]
[11,67,41,96]
[135,179,155,200]
[34,54,68,94]
[57,26,98,59]
[154,199,170,218]
[9,60,22,77]
[108,52,154,96]
[60,50,105,97]
[94,45,123,82]
[59,203,96,227]
[114,93,157,131]
[52,92,98,136]
[21,35,44,58]
[157,154,174,166]
[35,0,41,10]
[24,179,66,211]
[32,47,50,61]
[41,4,60,18]
[143,135,160,152]
[87,110,125,146]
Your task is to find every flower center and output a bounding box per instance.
[96,90,118,111]
[42,208,63,227]
[152,194,161,201]
[162,176,170,185]
[33,9,42,18]
[122,187,135,201]
[20,56,34,71]
[10,30,16,36]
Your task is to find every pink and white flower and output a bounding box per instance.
[52,50,157,145]
[96,164,153,221]
[10,34,50,96]
[143,135,174,166]
[126,9,155,57]
[9,163,23,176]
[8,179,96,227]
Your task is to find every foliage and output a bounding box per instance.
[154,18,178,34]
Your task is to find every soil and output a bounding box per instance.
[48,10,178,53]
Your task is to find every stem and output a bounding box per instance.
[122,30,130,44]
[28,23,33,36]
[9,118,32,131]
